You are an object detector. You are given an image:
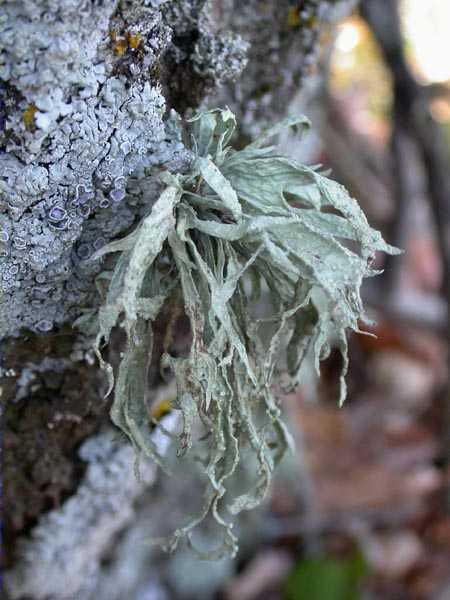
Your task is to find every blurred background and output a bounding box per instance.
[3,1,449,599]
[218,1,450,598]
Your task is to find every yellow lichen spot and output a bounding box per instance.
[127,33,142,50]
[23,104,38,131]
[287,7,301,28]
[151,398,173,421]
[113,38,128,57]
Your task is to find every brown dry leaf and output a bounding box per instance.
[286,395,441,517]
[369,350,437,410]
[364,530,424,578]
[315,465,440,514]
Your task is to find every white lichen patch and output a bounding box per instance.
[3,424,175,600]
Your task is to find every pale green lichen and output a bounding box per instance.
[81,108,400,558]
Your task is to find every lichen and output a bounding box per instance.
[22,104,38,131]
[0,0,248,339]
[3,427,168,600]
[160,0,248,112]
[81,108,400,558]
[214,0,352,139]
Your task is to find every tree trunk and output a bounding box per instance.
[1,1,355,598]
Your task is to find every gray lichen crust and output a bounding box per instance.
[0,0,248,338]
[3,428,163,600]
[215,0,353,138]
